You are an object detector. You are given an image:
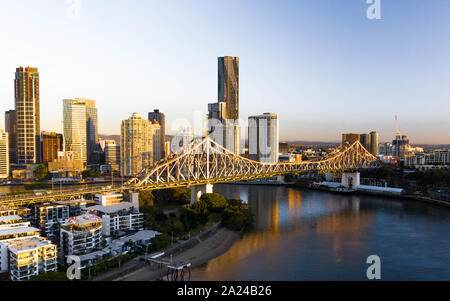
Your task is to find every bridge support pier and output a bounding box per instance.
[190,183,213,204]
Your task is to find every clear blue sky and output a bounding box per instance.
[0,0,449,144]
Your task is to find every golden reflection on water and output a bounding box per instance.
[195,188,375,279]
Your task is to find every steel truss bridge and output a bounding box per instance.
[0,137,379,207]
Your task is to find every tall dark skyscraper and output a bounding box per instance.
[5,110,17,163]
[15,67,40,164]
[148,109,166,158]
[207,56,240,154]
[218,56,239,120]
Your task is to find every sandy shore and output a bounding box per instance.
[114,226,240,281]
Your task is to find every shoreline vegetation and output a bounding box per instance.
[293,167,450,208]
[94,189,253,281]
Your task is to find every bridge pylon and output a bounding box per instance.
[189,183,213,204]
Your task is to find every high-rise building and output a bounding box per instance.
[120,113,157,176]
[14,67,40,164]
[63,98,98,164]
[279,142,289,155]
[40,131,63,163]
[248,113,279,163]
[360,133,371,151]
[218,56,239,120]
[370,131,379,157]
[151,121,163,162]
[5,110,17,163]
[104,140,120,172]
[148,109,166,158]
[83,99,99,163]
[0,130,9,179]
[207,56,240,153]
[342,133,361,146]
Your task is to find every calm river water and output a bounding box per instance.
[192,184,450,281]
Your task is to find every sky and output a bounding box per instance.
[0,0,449,144]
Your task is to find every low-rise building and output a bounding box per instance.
[85,203,143,236]
[0,206,31,218]
[95,193,123,206]
[60,214,103,259]
[48,151,85,178]
[6,237,57,281]
[31,204,70,237]
[406,150,450,169]
[0,216,41,275]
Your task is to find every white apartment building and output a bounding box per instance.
[0,130,9,179]
[406,150,450,168]
[60,214,103,258]
[248,113,279,163]
[0,216,41,275]
[85,203,143,236]
[7,237,57,281]
[95,193,123,206]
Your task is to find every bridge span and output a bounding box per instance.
[0,138,379,207]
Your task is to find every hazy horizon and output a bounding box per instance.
[1,0,449,144]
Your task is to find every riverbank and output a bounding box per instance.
[97,223,241,281]
[302,184,450,209]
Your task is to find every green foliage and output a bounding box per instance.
[200,193,227,212]
[405,168,450,192]
[34,164,48,180]
[294,178,312,188]
[180,207,200,231]
[29,271,69,281]
[191,201,210,225]
[302,154,309,161]
[139,190,154,207]
[141,206,161,229]
[222,205,254,231]
[150,233,172,251]
[82,169,101,178]
[360,165,450,193]
[226,199,246,209]
[155,211,168,223]
[87,254,132,278]
[152,188,190,206]
[24,183,52,190]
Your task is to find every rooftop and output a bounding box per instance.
[8,237,54,253]
[118,230,160,244]
[0,215,22,223]
[87,202,135,214]
[0,226,39,237]
[65,214,102,227]
[54,199,95,206]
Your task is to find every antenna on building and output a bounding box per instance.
[395,115,400,137]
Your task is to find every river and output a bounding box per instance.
[191,184,450,281]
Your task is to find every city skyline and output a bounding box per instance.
[0,1,449,144]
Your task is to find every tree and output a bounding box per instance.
[150,233,172,250]
[192,201,209,225]
[152,188,190,206]
[222,207,254,231]
[200,193,227,212]
[82,169,101,178]
[139,190,154,207]
[34,164,48,180]
[29,271,69,281]
[181,207,199,231]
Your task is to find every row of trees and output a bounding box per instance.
[360,165,450,193]
[139,187,190,207]
[181,193,254,232]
